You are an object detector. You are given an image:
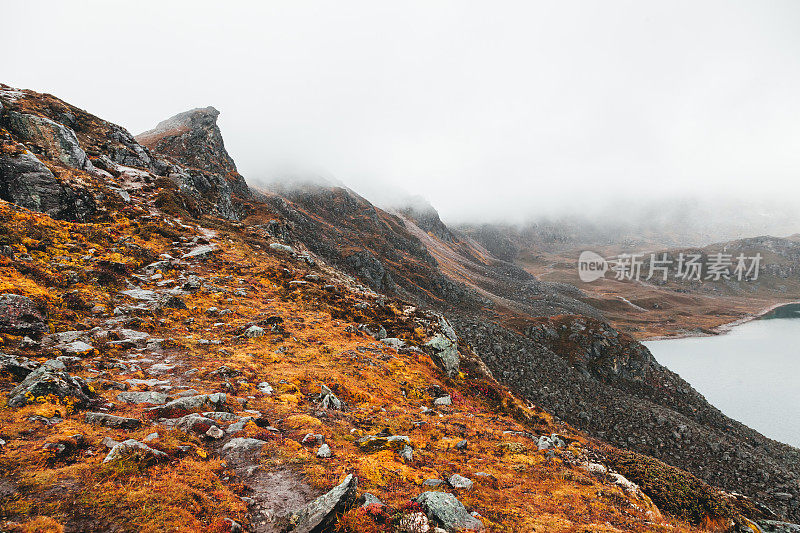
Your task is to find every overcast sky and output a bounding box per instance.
[5,1,800,224]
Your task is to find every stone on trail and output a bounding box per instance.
[286,474,357,533]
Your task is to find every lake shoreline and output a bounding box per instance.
[643,300,800,342]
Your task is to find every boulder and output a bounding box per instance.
[424,334,460,378]
[414,492,484,532]
[0,294,47,335]
[0,150,95,221]
[287,474,357,533]
[117,391,169,405]
[0,353,39,380]
[85,412,142,430]
[221,437,267,460]
[103,438,167,465]
[448,474,473,490]
[145,393,227,418]
[4,111,88,169]
[7,365,93,408]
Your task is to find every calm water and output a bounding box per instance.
[644,306,800,448]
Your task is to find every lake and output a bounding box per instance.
[643,304,800,449]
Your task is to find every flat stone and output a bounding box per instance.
[414,492,484,532]
[117,391,168,405]
[103,439,167,465]
[85,412,142,430]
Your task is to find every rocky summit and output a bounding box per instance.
[0,82,797,533]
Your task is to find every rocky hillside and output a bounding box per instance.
[0,83,797,532]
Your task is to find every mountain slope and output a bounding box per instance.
[0,83,795,532]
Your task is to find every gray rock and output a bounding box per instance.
[287,474,357,533]
[434,395,452,406]
[146,393,226,418]
[85,412,142,430]
[423,479,445,487]
[320,384,343,410]
[7,365,93,408]
[245,325,264,338]
[0,150,95,221]
[414,492,484,532]
[61,340,94,355]
[399,444,414,461]
[381,337,405,349]
[182,245,216,260]
[257,381,273,395]
[269,242,294,254]
[455,439,468,450]
[0,294,47,335]
[0,353,39,380]
[117,391,168,405]
[4,111,88,169]
[172,413,217,433]
[206,425,225,439]
[448,474,473,490]
[221,437,267,459]
[317,443,332,458]
[759,520,800,532]
[360,492,383,507]
[103,438,167,465]
[425,334,460,378]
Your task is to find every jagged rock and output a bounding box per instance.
[537,434,565,451]
[448,474,473,490]
[85,412,142,430]
[320,384,343,410]
[424,334,460,378]
[7,366,93,408]
[414,492,484,532]
[0,294,47,335]
[286,474,357,533]
[60,340,95,356]
[257,381,273,395]
[117,391,169,405]
[103,439,167,465]
[455,440,468,450]
[0,150,95,221]
[0,353,39,380]
[146,393,227,418]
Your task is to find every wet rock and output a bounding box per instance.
[414,492,484,532]
[7,366,93,408]
[286,474,357,533]
[0,353,39,380]
[103,439,167,465]
[85,412,142,430]
[117,391,169,405]
[0,294,47,336]
[424,334,460,378]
